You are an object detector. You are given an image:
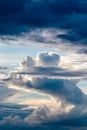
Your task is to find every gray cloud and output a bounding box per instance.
[0,78,87,129]
[36,52,60,67]
[8,53,87,80]
[12,77,84,105]
[0,77,87,129]
[20,52,60,70]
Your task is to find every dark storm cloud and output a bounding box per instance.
[0,0,87,44]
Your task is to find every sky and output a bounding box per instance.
[0,0,87,130]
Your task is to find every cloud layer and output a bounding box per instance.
[0,1,87,129]
[0,0,87,45]
[1,52,86,129]
[2,75,87,129]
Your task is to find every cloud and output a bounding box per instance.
[36,52,60,67]
[8,52,87,80]
[0,83,18,103]
[0,103,34,129]
[11,77,84,105]
[0,86,87,129]
[0,0,87,46]
[20,52,60,70]
[21,56,35,70]
[1,52,87,129]
[0,103,33,119]
[0,116,23,126]
[0,66,8,70]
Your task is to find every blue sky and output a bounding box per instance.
[0,0,87,130]
[0,43,57,66]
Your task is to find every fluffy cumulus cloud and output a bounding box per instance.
[2,74,87,129]
[20,52,60,70]
[0,52,87,129]
[0,0,87,46]
[10,52,87,79]
[36,52,60,67]
[1,0,87,129]
[10,76,84,105]
[21,56,35,70]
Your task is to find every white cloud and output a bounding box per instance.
[21,56,35,70]
[24,100,75,126]
[36,52,60,67]
[1,52,87,128]
[20,52,60,71]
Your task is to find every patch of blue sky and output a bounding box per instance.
[77,80,87,89]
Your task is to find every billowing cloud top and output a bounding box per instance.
[36,52,60,67]
[21,56,35,70]
[20,52,60,70]
[0,51,87,130]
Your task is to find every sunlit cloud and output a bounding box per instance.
[0,0,87,129]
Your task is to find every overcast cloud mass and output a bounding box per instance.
[0,0,87,130]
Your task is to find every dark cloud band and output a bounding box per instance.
[0,0,87,45]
